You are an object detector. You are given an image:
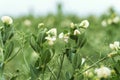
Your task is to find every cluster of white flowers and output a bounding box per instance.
[79,20,89,29]
[23,19,32,27]
[95,66,111,78]
[45,28,57,45]
[109,41,120,51]
[101,16,120,27]
[58,32,70,43]
[1,16,13,25]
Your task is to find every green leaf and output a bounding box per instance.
[66,72,71,80]
[77,33,87,48]
[30,35,41,53]
[2,26,14,44]
[30,64,41,80]
[4,41,14,60]
[72,53,81,69]
[70,35,78,40]
[37,29,47,45]
[114,60,120,75]
[41,49,51,64]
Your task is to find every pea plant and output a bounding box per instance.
[0,16,16,80]
[0,15,120,80]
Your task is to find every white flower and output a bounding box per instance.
[114,41,120,48]
[47,40,54,45]
[1,16,13,25]
[46,28,57,37]
[58,32,69,43]
[109,44,114,50]
[59,32,64,39]
[70,22,75,29]
[109,41,120,51]
[38,23,44,28]
[63,34,69,43]
[79,20,89,28]
[45,36,56,41]
[23,19,32,26]
[95,66,111,78]
[74,29,81,35]
[45,28,57,45]
[45,36,56,46]
[101,20,107,27]
[81,58,85,65]
[113,16,120,23]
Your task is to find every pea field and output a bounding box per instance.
[0,5,120,80]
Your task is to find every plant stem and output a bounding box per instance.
[5,47,22,64]
[21,34,29,71]
[0,31,5,79]
[22,51,29,70]
[0,63,5,80]
[47,65,57,80]
[57,54,65,80]
[78,56,108,75]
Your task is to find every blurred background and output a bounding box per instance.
[0,0,120,17]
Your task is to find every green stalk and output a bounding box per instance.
[21,33,29,71]
[0,63,5,80]
[56,54,65,80]
[0,30,5,79]
[80,53,120,75]
[47,65,57,80]
[77,56,108,76]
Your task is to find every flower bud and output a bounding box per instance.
[74,29,81,35]
[81,58,85,65]
[79,20,89,28]
[58,32,64,39]
[109,41,120,51]
[107,52,117,58]
[24,19,32,27]
[58,32,69,43]
[113,16,120,23]
[101,20,107,27]
[38,23,44,28]
[1,16,13,25]
[46,28,57,37]
[70,22,75,29]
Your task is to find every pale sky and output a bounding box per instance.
[0,0,120,17]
